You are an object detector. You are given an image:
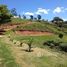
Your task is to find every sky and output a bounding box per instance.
[0,0,67,21]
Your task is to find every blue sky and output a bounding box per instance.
[0,0,67,20]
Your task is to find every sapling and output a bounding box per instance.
[27,38,33,52]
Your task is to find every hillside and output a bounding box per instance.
[2,18,66,34]
[0,18,67,67]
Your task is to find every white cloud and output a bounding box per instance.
[23,7,67,17]
[53,7,62,13]
[25,12,34,15]
[35,8,50,15]
[53,7,67,14]
[63,18,67,21]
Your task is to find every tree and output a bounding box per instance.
[52,17,63,22]
[23,15,26,19]
[34,17,37,21]
[30,15,33,20]
[19,14,21,18]
[0,5,12,23]
[51,17,63,27]
[37,15,41,21]
[11,8,17,16]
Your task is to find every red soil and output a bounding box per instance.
[16,30,53,36]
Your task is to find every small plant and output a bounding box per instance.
[27,38,33,52]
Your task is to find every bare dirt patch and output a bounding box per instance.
[16,30,53,36]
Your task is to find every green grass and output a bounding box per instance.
[0,40,19,67]
[20,52,67,67]
[11,18,30,23]
[2,18,66,34]
[32,56,67,67]
[14,21,65,34]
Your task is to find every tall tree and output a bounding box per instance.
[30,15,33,20]
[19,14,21,18]
[37,15,41,21]
[11,8,17,16]
[0,5,12,23]
[23,15,26,19]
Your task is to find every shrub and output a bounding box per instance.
[43,40,54,46]
[43,40,61,49]
[49,43,55,48]
[59,43,67,52]
[53,42,60,46]
[58,33,63,39]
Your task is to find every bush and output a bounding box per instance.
[43,40,67,52]
[59,43,67,52]
[58,33,63,39]
[49,43,55,48]
[53,42,61,46]
[43,40,61,49]
[43,40,55,46]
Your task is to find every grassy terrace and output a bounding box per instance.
[12,20,65,34]
[9,31,67,48]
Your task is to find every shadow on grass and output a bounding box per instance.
[21,49,33,52]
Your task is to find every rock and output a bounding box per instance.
[16,41,20,45]
[22,43,29,50]
[13,39,17,44]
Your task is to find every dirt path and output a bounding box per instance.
[1,35,58,67]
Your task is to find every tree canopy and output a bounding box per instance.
[37,15,41,21]
[11,8,17,16]
[52,17,63,22]
[30,15,34,20]
[0,5,12,23]
[51,17,64,27]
